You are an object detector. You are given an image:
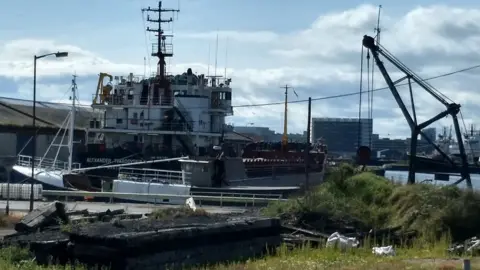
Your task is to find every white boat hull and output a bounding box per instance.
[112,180,191,205]
[12,165,65,189]
[109,171,324,205]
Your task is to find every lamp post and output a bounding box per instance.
[30,52,68,212]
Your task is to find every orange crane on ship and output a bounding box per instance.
[281,84,298,153]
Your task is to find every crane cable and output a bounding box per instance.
[231,64,480,109]
[357,45,364,149]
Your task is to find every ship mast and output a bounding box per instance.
[143,1,180,80]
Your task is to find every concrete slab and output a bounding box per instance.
[0,200,248,215]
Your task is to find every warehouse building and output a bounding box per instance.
[0,97,94,161]
[0,96,251,169]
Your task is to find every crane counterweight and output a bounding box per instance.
[362,35,376,50]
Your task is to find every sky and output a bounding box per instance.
[0,0,479,139]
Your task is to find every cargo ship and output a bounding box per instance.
[12,1,327,200]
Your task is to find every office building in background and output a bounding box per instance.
[311,117,373,156]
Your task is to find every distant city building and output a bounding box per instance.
[234,126,276,141]
[311,117,373,156]
[371,134,407,159]
[233,125,306,142]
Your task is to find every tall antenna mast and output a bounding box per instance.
[143,1,180,80]
[207,42,211,76]
[369,4,382,148]
[67,74,77,174]
[224,37,229,78]
[214,31,219,77]
[375,5,382,46]
[143,57,146,77]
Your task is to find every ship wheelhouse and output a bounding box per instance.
[84,68,235,162]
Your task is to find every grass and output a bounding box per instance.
[0,241,477,269]
[207,242,479,270]
[1,165,480,269]
[263,163,480,242]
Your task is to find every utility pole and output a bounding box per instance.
[281,84,292,152]
[304,97,312,191]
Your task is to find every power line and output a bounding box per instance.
[1,64,478,111]
[233,64,480,108]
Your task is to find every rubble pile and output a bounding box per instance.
[2,201,282,270]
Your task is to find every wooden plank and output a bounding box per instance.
[14,201,67,233]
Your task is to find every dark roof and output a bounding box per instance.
[0,97,95,129]
[225,132,253,142]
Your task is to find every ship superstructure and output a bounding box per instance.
[70,0,328,195]
[80,1,233,178]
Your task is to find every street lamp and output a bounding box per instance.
[30,51,68,212]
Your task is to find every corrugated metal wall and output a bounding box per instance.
[3,132,76,160]
[0,133,16,156]
[16,133,33,156]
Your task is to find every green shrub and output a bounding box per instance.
[263,163,480,242]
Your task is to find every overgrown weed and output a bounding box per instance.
[263,163,480,242]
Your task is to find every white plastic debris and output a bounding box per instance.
[466,238,480,252]
[325,232,359,251]
[185,197,197,211]
[372,245,396,256]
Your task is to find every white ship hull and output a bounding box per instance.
[110,171,324,205]
[112,180,190,205]
[12,165,66,189]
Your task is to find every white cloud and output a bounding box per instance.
[177,30,279,43]
[1,4,480,140]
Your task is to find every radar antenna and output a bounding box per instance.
[142,1,180,80]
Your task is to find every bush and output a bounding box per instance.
[263,163,480,242]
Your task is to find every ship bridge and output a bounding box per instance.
[86,68,234,158]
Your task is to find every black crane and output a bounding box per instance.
[362,35,472,188]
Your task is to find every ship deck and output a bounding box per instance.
[193,186,300,191]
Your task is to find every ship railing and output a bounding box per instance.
[92,94,174,107]
[210,101,234,115]
[86,117,223,133]
[151,43,173,56]
[17,155,81,171]
[117,167,191,185]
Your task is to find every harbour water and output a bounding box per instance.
[385,170,480,190]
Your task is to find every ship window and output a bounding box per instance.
[225,92,231,100]
[202,165,208,172]
[116,118,123,124]
[134,135,138,142]
[133,112,138,119]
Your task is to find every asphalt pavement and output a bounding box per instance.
[0,200,249,215]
